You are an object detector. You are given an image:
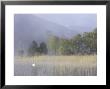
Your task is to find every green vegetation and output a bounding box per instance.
[28,41,47,56]
[48,28,97,55]
[19,28,97,56]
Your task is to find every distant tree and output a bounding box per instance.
[58,39,73,55]
[48,35,60,55]
[58,39,66,55]
[82,28,97,54]
[28,40,38,56]
[39,42,47,54]
[58,46,64,55]
[72,34,83,54]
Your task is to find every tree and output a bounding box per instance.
[82,28,97,54]
[48,35,60,55]
[28,40,38,56]
[58,39,73,55]
[58,39,66,55]
[71,34,83,54]
[39,42,47,54]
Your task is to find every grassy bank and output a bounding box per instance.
[14,55,97,76]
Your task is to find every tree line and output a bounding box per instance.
[28,41,47,56]
[23,28,97,56]
[48,28,97,55]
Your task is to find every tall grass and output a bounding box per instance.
[14,55,97,76]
